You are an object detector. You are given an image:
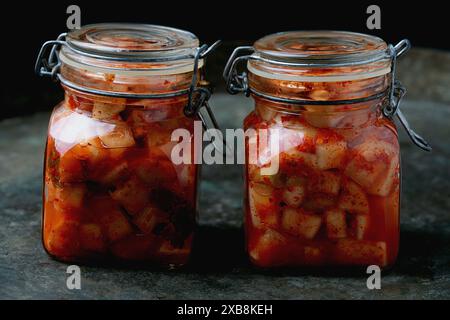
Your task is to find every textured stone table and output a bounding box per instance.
[1,47,449,299]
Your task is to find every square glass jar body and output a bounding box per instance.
[43,90,199,267]
[244,79,400,269]
[39,23,205,268]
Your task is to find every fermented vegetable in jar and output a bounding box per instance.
[36,24,216,266]
[224,31,431,268]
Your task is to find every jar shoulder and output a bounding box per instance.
[244,106,400,153]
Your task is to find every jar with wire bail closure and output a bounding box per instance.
[36,23,221,267]
[224,31,431,268]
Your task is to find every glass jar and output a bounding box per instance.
[36,24,214,267]
[225,31,431,268]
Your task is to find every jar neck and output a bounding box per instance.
[60,62,200,97]
[63,87,188,120]
[254,95,384,129]
[248,72,390,102]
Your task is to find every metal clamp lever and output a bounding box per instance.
[184,41,232,156]
[383,41,432,152]
[35,33,67,79]
[198,101,231,156]
[223,46,254,95]
[397,109,432,152]
[386,81,432,152]
[185,40,221,116]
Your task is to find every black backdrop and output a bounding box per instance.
[1,0,447,119]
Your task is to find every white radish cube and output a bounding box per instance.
[344,158,385,190]
[249,165,286,188]
[99,122,135,148]
[281,207,322,239]
[133,206,167,234]
[177,164,196,188]
[335,127,361,142]
[100,209,133,242]
[308,170,341,195]
[54,184,86,211]
[249,182,274,207]
[336,109,371,128]
[316,140,347,170]
[281,120,318,134]
[309,89,332,100]
[247,164,260,182]
[110,177,149,215]
[280,125,317,153]
[338,180,369,215]
[57,152,85,183]
[344,139,398,196]
[282,149,318,169]
[353,215,370,240]
[134,158,176,187]
[80,223,105,252]
[246,135,259,166]
[303,193,337,212]
[257,105,277,122]
[98,162,129,185]
[72,138,103,164]
[282,176,305,207]
[249,229,287,263]
[46,220,80,256]
[92,101,125,120]
[333,240,388,266]
[248,182,278,229]
[367,155,399,197]
[265,173,286,188]
[325,208,347,239]
[147,130,171,148]
[282,185,305,208]
[358,139,397,161]
[304,112,345,129]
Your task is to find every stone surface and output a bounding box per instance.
[0,92,449,300]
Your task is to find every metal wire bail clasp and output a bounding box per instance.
[223,46,255,95]
[184,41,231,155]
[35,33,67,80]
[184,40,221,122]
[384,40,432,152]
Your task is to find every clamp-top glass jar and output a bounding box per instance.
[36,24,218,266]
[225,31,431,268]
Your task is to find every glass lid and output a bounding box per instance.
[253,31,389,66]
[65,23,200,62]
[247,31,392,83]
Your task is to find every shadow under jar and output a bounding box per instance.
[37,24,208,267]
[225,31,430,269]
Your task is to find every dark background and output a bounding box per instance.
[1,0,447,120]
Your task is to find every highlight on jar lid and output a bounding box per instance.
[60,23,203,75]
[248,31,392,82]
